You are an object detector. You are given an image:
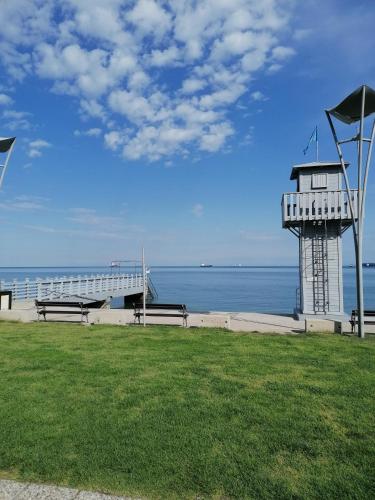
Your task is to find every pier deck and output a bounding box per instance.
[0,272,149,303]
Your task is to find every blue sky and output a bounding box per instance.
[0,0,374,266]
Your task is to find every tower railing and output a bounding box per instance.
[282,189,358,227]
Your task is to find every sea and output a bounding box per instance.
[0,266,374,314]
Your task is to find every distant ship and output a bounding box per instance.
[200,264,213,268]
[363,263,375,268]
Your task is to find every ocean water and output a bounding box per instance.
[0,266,374,314]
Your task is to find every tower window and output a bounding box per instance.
[312,173,327,189]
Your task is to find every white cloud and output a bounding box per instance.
[74,128,102,137]
[79,99,107,120]
[0,0,297,161]
[181,78,206,94]
[104,130,124,151]
[2,109,31,130]
[211,31,257,61]
[28,139,51,158]
[0,94,13,106]
[267,63,283,74]
[200,122,234,152]
[127,0,172,37]
[149,46,179,67]
[251,91,268,102]
[293,29,312,41]
[271,45,296,61]
[67,208,121,227]
[192,203,204,217]
[24,224,129,240]
[0,195,47,211]
[108,90,155,123]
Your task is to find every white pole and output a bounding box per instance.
[142,247,146,327]
[356,86,366,338]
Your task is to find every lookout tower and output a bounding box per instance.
[282,161,357,319]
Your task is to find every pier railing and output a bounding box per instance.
[282,189,358,227]
[0,273,145,301]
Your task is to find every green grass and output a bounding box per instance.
[0,322,374,499]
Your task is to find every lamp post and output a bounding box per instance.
[0,137,16,189]
[326,85,375,338]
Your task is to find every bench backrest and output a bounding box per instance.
[35,300,85,308]
[351,309,375,317]
[134,303,187,312]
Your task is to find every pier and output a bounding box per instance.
[0,272,156,303]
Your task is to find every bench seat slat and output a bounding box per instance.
[134,313,188,318]
[39,310,88,315]
[134,303,186,310]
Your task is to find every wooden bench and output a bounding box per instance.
[350,310,375,333]
[134,303,188,327]
[35,300,89,323]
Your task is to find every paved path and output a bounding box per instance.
[228,312,305,333]
[0,479,138,500]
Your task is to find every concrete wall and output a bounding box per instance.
[0,308,231,329]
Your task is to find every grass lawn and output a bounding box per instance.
[0,322,374,499]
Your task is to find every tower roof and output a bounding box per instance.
[290,161,349,180]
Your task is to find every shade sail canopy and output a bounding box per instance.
[0,137,16,153]
[327,85,375,124]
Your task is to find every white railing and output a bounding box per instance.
[282,189,358,226]
[0,273,145,301]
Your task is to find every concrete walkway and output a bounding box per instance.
[227,312,305,333]
[0,479,137,500]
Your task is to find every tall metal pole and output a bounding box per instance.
[325,84,375,338]
[142,247,146,327]
[361,120,375,217]
[356,87,366,338]
[326,111,362,336]
[325,112,357,232]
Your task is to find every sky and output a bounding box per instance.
[0,0,374,266]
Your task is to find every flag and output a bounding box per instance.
[303,126,318,155]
